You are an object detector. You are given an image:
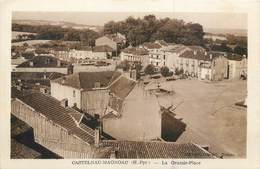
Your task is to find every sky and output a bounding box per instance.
[12,12,247,30]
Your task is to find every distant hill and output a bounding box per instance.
[204,28,247,37]
[12,19,103,32]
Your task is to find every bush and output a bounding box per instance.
[160,66,170,77]
[144,64,155,75]
[175,67,184,75]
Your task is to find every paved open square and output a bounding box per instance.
[148,79,247,158]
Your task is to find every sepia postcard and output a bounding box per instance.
[0,0,260,169]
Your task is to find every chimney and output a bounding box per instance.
[57,60,61,67]
[43,74,47,79]
[210,54,213,60]
[60,98,68,108]
[40,87,47,94]
[193,50,197,55]
[94,127,100,147]
[204,51,207,56]
[29,61,34,67]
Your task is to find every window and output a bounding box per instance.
[73,90,76,97]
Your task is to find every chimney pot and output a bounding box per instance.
[57,60,61,67]
[210,54,213,60]
[60,98,68,108]
[29,61,34,67]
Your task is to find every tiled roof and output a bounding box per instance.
[52,46,70,51]
[16,92,95,144]
[100,140,215,159]
[93,45,113,52]
[74,46,92,51]
[179,50,221,61]
[52,71,122,90]
[12,72,65,81]
[110,76,136,99]
[11,58,28,65]
[226,53,244,61]
[11,139,41,159]
[188,46,206,52]
[155,40,168,46]
[142,42,162,49]
[122,47,148,55]
[17,56,69,68]
[163,45,188,53]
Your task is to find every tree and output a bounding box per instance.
[160,66,170,77]
[103,15,205,46]
[234,45,247,56]
[175,67,184,75]
[144,64,155,75]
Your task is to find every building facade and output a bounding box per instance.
[227,54,247,79]
[95,33,126,52]
[120,47,149,67]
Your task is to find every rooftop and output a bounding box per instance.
[52,71,122,90]
[122,47,148,55]
[226,53,245,61]
[93,45,113,52]
[13,91,96,144]
[100,140,215,159]
[105,33,126,44]
[12,72,65,81]
[110,76,136,100]
[179,50,222,61]
[17,55,69,68]
[163,44,188,53]
[142,42,162,49]
[155,40,168,46]
[11,138,41,159]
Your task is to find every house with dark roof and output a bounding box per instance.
[50,71,121,111]
[14,55,72,74]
